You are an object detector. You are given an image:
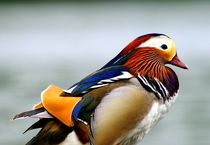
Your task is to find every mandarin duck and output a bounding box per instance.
[13,33,188,145]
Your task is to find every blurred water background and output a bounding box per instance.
[0,1,210,145]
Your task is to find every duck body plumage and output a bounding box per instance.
[13,33,187,145]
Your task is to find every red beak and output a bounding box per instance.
[170,54,188,69]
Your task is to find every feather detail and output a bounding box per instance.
[25,119,72,145]
[41,85,82,127]
[64,66,133,96]
[13,33,186,145]
[74,119,91,144]
[136,75,170,102]
[23,118,52,133]
[12,108,52,121]
[102,33,164,68]
[91,83,154,145]
[123,48,179,97]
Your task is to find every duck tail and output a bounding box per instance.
[25,118,73,145]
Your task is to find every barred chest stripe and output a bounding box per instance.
[136,75,170,102]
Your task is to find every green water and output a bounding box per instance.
[0,2,210,145]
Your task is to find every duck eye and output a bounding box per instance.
[161,44,168,50]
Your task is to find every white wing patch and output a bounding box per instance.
[98,71,133,84]
[89,71,133,90]
[63,85,77,94]
[64,71,133,94]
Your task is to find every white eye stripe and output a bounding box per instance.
[138,35,174,51]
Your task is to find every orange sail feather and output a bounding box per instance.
[41,85,82,127]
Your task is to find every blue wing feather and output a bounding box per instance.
[70,65,133,122]
[65,66,132,96]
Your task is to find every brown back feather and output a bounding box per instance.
[26,119,72,145]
